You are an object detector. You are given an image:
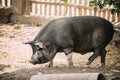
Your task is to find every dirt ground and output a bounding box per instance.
[0,23,120,80]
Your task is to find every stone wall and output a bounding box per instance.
[0,7,12,23]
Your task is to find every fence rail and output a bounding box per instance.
[28,0,118,22]
[0,0,12,7]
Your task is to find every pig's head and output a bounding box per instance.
[24,41,57,65]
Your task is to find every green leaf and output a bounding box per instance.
[89,0,120,14]
[61,0,68,4]
[103,0,110,5]
[114,2,120,9]
[94,6,98,13]
[111,9,117,14]
[89,1,96,6]
[98,4,103,9]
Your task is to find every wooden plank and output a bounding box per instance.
[117,13,120,22]
[35,3,37,15]
[31,3,35,15]
[48,4,51,15]
[7,0,11,7]
[0,0,1,6]
[114,13,117,22]
[84,8,87,16]
[71,6,74,16]
[54,3,57,16]
[64,4,67,16]
[44,0,47,15]
[78,7,82,16]
[36,3,40,15]
[1,0,6,7]
[102,11,106,19]
[78,0,82,16]
[97,11,101,17]
[88,9,92,16]
[107,11,111,21]
[74,0,77,16]
[29,1,32,14]
[69,6,72,16]
[84,0,87,16]
[39,4,42,15]
[58,5,61,16]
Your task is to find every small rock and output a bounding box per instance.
[111,69,120,73]
[37,72,43,75]
[112,77,120,80]
[9,35,15,38]
[14,25,21,29]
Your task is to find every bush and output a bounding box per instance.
[89,0,120,14]
[61,0,120,14]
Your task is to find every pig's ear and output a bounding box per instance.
[23,41,33,45]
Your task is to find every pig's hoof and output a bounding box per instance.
[47,64,53,67]
[86,60,92,65]
[45,64,53,67]
[68,62,74,67]
[69,64,74,68]
[100,63,106,67]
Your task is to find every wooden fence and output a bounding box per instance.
[0,0,119,22]
[0,0,12,7]
[28,0,119,22]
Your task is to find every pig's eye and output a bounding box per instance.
[36,45,43,50]
[45,45,50,49]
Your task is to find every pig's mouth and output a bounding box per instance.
[29,60,37,65]
[29,57,48,65]
[29,51,50,65]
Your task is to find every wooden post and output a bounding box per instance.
[112,14,115,22]
[63,4,67,16]
[84,0,88,16]
[73,0,76,16]
[2,0,6,7]
[59,5,61,16]
[24,0,31,15]
[36,3,40,15]
[31,2,36,15]
[107,11,110,21]
[89,9,92,16]
[7,0,11,7]
[40,3,42,15]
[102,11,105,18]
[54,3,57,16]
[12,0,26,15]
[48,2,52,15]
[78,0,82,16]
[44,0,47,16]
[117,12,120,22]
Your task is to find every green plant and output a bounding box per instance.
[61,0,120,14]
[89,0,120,14]
[60,0,68,4]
